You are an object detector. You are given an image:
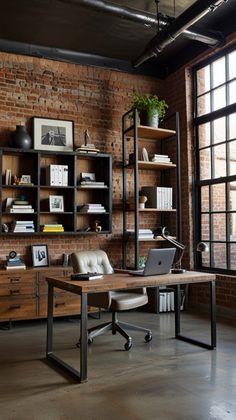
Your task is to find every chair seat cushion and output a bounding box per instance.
[110,291,148,311]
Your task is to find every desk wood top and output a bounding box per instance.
[46,271,216,295]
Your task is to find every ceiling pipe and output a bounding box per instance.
[133,0,228,67]
[58,0,223,47]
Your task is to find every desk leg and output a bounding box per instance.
[46,286,87,383]
[175,281,216,350]
[46,283,54,355]
[80,292,88,383]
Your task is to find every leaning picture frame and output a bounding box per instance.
[49,195,64,212]
[31,244,49,267]
[32,117,74,152]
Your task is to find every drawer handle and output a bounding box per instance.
[9,304,21,309]
[10,277,21,283]
[10,289,20,295]
[55,302,65,307]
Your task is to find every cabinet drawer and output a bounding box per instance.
[0,272,36,285]
[0,284,36,297]
[0,297,37,320]
[39,293,81,317]
[38,270,70,295]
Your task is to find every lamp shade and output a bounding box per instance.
[197,242,209,252]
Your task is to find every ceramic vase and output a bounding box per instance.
[11,125,32,149]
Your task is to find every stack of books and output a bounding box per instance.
[151,154,172,164]
[9,203,34,213]
[5,254,26,270]
[41,224,64,232]
[11,220,35,233]
[79,180,106,188]
[75,143,100,154]
[79,204,106,213]
[127,229,154,240]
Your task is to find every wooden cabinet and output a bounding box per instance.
[0,148,112,235]
[0,266,93,323]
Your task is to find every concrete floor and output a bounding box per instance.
[0,311,236,420]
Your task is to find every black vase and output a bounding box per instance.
[140,110,159,128]
[11,125,32,149]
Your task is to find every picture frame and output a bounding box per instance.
[49,195,64,212]
[32,117,74,152]
[31,244,49,267]
[20,175,31,184]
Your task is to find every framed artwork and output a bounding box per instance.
[31,244,49,267]
[49,195,64,212]
[32,117,74,152]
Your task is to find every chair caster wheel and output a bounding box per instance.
[124,340,132,351]
[88,337,93,345]
[145,332,152,342]
[76,341,80,348]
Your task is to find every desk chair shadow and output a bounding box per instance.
[71,250,152,350]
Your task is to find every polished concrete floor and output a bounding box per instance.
[0,310,236,420]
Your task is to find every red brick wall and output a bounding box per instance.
[0,52,164,267]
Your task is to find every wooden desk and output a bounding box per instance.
[46,271,216,383]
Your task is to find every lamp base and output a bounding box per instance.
[171,268,186,274]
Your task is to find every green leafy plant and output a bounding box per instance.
[132,91,168,121]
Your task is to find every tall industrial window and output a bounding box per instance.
[194,46,236,274]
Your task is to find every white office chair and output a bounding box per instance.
[71,250,152,350]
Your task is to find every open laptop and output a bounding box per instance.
[128,248,176,276]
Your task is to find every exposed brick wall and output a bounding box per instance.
[0,52,164,268]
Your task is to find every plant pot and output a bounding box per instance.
[140,110,159,128]
[11,125,32,149]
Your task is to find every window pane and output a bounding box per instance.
[213,117,225,144]
[197,65,210,95]
[201,186,209,212]
[201,214,209,240]
[229,141,236,175]
[212,57,225,88]
[229,212,236,241]
[213,86,226,111]
[229,80,236,105]
[212,184,225,211]
[230,244,236,269]
[229,185,236,211]
[212,213,226,241]
[197,93,210,116]
[199,122,210,148]
[200,148,211,180]
[229,50,236,80]
[229,113,236,140]
[213,243,227,269]
[213,143,226,178]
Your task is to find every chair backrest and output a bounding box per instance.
[71,250,114,275]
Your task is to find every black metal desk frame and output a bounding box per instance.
[46,278,216,383]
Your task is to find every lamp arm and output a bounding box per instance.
[160,227,186,269]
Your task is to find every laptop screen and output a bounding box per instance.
[143,248,176,276]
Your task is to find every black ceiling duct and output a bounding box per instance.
[133,0,228,68]
[58,0,223,48]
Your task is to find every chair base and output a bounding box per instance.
[87,312,152,350]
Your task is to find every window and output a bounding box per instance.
[194,47,236,273]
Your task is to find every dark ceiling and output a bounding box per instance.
[0,0,235,78]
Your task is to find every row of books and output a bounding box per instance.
[11,220,35,233]
[127,228,154,240]
[78,204,106,213]
[159,287,185,312]
[75,143,100,154]
[151,154,172,164]
[46,164,68,186]
[79,181,106,188]
[141,186,173,210]
[41,224,65,232]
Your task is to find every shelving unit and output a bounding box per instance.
[122,108,182,270]
[0,148,112,235]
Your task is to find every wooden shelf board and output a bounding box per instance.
[126,125,176,140]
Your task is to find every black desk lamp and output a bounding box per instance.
[155,226,186,274]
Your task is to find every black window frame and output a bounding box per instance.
[193,44,236,275]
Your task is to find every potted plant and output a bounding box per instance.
[132,91,168,128]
